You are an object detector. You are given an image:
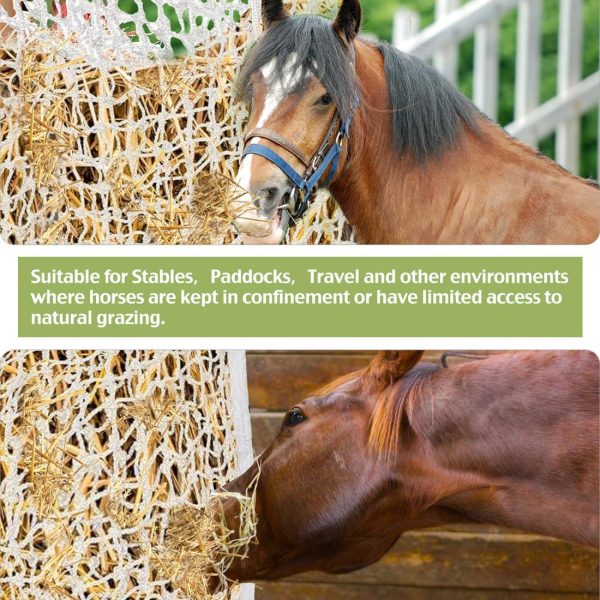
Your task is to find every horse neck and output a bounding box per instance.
[330,44,599,244]
[395,351,599,546]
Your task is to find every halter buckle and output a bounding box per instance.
[311,153,323,172]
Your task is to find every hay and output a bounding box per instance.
[0,0,353,245]
[0,350,255,599]
[0,27,250,244]
[158,476,259,598]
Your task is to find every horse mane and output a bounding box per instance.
[365,362,440,460]
[377,43,479,162]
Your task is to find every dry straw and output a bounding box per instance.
[157,477,259,598]
[0,350,256,599]
[0,29,251,244]
[0,0,352,245]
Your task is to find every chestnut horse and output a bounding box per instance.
[233,0,600,244]
[222,350,599,584]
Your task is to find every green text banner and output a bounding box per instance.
[18,257,582,337]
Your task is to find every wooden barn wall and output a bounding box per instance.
[246,350,599,600]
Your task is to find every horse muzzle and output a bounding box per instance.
[232,189,293,245]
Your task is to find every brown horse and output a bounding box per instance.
[233,0,600,244]
[221,350,599,584]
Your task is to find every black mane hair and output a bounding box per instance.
[238,14,479,162]
[378,42,479,161]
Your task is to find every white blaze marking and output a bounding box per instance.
[235,54,305,196]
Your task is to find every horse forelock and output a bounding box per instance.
[312,370,363,399]
[237,15,359,122]
[365,363,439,460]
[309,362,439,460]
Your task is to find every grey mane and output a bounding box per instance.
[238,15,479,162]
[378,42,479,161]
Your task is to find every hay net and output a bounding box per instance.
[0,0,353,244]
[0,349,254,599]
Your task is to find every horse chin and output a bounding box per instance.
[239,209,289,245]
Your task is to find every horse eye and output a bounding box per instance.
[285,408,307,427]
[316,93,332,106]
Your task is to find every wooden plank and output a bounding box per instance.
[256,582,597,600]
[246,352,377,410]
[229,350,254,474]
[506,72,600,140]
[398,0,519,58]
[288,530,599,593]
[392,9,421,47]
[247,351,497,411]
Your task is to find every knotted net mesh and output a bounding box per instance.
[0,349,254,599]
[0,0,352,244]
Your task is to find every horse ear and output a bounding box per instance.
[369,351,424,387]
[262,0,288,28]
[333,0,362,43]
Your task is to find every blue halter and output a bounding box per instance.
[241,111,353,219]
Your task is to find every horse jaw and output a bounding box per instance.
[232,157,288,243]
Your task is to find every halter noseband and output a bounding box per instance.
[242,108,353,220]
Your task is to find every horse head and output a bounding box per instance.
[221,350,433,581]
[233,0,361,244]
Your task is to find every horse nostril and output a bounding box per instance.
[254,186,285,211]
[260,187,280,201]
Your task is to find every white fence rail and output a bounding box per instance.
[394,0,600,178]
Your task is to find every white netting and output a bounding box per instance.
[0,349,253,599]
[2,0,255,69]
[0,0,353,244]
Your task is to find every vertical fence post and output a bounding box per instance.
[393,8,421,47]
[434,0,460,83]
[515,0,542,146]
[474,18,500,119]
[228,349,255,600]
[556,0,582,174]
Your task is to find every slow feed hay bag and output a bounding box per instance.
[0,0,352,244]
[0,350,255,599]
